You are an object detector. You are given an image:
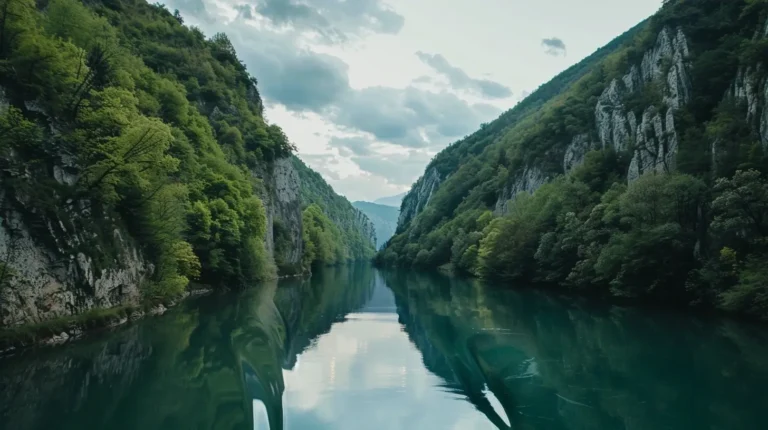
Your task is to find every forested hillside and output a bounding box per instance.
[379,0,768,319]
[353,201,399,250]
[0,0,374,327]
[292,157,376,269]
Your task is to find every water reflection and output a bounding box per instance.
[1,265,767,430]
[386,270,768,430]
[0,265,374,430]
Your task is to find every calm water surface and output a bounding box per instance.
[2,264,768,429]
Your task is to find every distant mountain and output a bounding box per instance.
[352,202,399,250]
[373,192,406,208]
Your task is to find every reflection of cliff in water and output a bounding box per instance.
[384,270,768,430]
[274,264,375,370]
[387,271,526,430]
[0,264,377,430]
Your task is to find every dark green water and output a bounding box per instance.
[2,265,768,430]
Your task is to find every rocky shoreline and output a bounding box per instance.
[0,288,213,357]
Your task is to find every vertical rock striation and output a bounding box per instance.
[254,157,303,269]
[0,89,150,326]
[595,27,691,182]
[398,167,442,229]
[400,27,694,223]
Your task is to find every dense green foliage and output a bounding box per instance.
[292,157,376,264]
[352,201,399,250]
[0,0,308,298]
[379,0,768,319]
[301,204,346,268]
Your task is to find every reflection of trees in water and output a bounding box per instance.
[0,264,378,430]
[274,263,376,370]
[3,266,768,430]
[388,272,523,429]
[384,270,768,430]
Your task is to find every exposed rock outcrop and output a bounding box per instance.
[398,27,693,227]
[399,167,442,229]
[494,167,548,215]
[0,88,150,327]
[729,24,768,151]
[353,208,377,249]
[253,157,303,269]
[627,106,679,182]
[563,134,599,174]
[595,27,691,182]
[0,187,149,327]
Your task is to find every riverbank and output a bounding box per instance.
[417,262,768,324]
[0,267,321,356]
[0,288,213,356]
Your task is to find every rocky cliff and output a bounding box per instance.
[399,166,442,229]
[494,25,692,215]
[379,0,768,293]
[0,92,150,327]
[353,207,377,249]
[395,16,751,223]
[252,157,304,272]
[0,0,371,333]
[728,19,768,153]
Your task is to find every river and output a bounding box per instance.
[1,264,767,429]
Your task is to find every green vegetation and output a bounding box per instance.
[0,0,373,317]
[293,157,376,265]
[352,201,399,250]
[0,305,134,348]
[301,204,346,268]
[378,0,768,319]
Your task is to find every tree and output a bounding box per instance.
[77,111,177,203]
[712,169,768,244]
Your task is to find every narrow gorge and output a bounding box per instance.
[0,0,375,345]
[381,1,768,320]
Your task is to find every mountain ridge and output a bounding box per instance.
[373,192,406,208]
[379,0,768,319]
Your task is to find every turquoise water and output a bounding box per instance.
[1,264,767,429]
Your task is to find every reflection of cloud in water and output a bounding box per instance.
[282,302,498,429]
[485,390,511,428]
[252,400,270,429]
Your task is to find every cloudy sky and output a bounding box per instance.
[163,0,663,201]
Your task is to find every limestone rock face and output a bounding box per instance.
[255,157,304,268]
[0,89,150,327]
[477,27,694,219]
[595,27,691,183]
[494,167,548,216]
[0,193,149,326]
[729,22,768,152]
[627,107,679,182]
[353,208,377,249]
[399,167,442,229]
[563,134,599,174]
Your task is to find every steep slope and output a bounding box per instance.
[352,201,399,250]
[380,0,768,319]
[292,157,376,265]
[396,19,649,229]
[0,0,371,328]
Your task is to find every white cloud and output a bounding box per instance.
[163,0,663,201]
